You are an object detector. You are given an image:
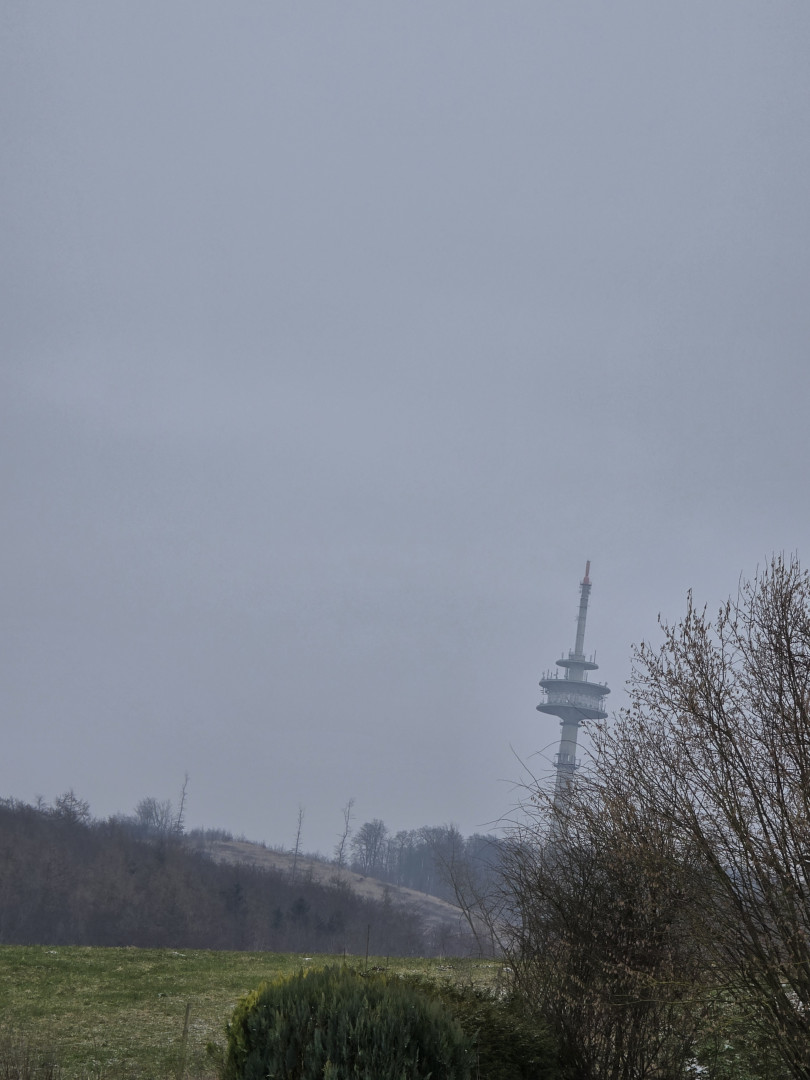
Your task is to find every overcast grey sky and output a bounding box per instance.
[2,3,809,854]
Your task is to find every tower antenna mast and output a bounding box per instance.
[536,561,610,814]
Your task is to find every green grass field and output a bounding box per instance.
[0,947,500,1079]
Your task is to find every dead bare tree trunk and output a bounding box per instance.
[291,804,305,883]
[174,773,189,836]
[334,797,355,871]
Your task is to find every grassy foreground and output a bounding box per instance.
[0,947,500,1080]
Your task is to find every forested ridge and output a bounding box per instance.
[0,797,481,956]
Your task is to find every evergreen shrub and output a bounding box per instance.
[223,964,471,1080]
[404,977,561,1080]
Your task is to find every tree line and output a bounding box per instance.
[0,796,479,956]
[345,817,499,904]
[120,788,502,913]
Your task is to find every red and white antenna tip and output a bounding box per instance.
[583,560,591,584]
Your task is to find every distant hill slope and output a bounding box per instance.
[202,839,468,938]
[0,802,476,954]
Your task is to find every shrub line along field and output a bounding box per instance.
[0,946,500,1080]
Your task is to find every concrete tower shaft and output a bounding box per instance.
[536,562,610,806]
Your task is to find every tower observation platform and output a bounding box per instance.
[537,561,609,804]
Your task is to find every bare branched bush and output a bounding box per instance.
[599,554,810,1078]
[500,774,711,1080]
[499,556,810,1079]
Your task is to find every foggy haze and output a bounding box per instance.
[2,3,809,854]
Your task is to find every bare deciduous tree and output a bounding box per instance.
[334,797,355,871]
[596,554,810,1079]
[497,557,810,1079]
[135,796,175,837]
[433,827,505,959]
[500,772,711,1080]
[351,819,388,875]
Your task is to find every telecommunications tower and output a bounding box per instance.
[537,561,610,808]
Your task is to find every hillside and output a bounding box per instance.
[201,838,470,939]
[0,800,479,955]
